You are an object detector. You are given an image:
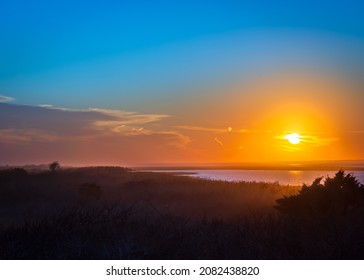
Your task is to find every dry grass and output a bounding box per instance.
[1,167,363,259]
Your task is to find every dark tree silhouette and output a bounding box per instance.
[0,168,28,182]
[49,161,61,173]
[276,170,364,215]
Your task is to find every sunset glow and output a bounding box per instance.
[2,0,364,265]
[0,1,363,166]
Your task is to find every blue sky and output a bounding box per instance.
[1,0,364,109]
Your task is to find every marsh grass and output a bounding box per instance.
[2,205,364,259]
[1,167,363,259]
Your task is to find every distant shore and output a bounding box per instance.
[2,160,364,172]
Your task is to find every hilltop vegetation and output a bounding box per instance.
[276,170,364,215]
[0,166,294,224]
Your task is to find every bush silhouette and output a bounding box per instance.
[276,170,364,215]
[49,161,61,173]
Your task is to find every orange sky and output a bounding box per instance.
[1,71,363,166]
[151,71,364,164]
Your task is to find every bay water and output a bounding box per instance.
[152,169,364,186]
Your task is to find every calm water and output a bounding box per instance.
[154,170,364,186]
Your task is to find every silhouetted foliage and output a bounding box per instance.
[276,170,364,215]
[49,161,61,173]
[6,166,364,259]
[0,168,28,180]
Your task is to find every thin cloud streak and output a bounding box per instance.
[275,133,338,147]
[176,125,249,134]
[88,108,169,124]
[0,95,14,103]
[157,131,192,149]
[0,128,58,143]
[176,125,228,133]
[214,137,224,146]
[300,135,339,146]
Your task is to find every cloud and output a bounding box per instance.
[37,104,54,108]
[0,128,58,143]
[0,99,193,163]
[0,103,111,135]
[300,135,339,146]
[0,102,193,155]
[0,102,195,165]
[130,127,146,135]
[0,95,14,103]
[159,131,191,149]
[88,108,168,123]
[214,137,224,146]
[176,125,244,134]
[175,125,226,133]
[275,133,339,147]
[87,108,169,135]
[281,144,302,152]
[33,105,169,125]
[0,103,168,136]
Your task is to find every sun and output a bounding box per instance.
[285,133,301,145]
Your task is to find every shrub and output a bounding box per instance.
[275,170,364,215]
[49,161,61,173]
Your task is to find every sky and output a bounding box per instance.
[1,0,364,166]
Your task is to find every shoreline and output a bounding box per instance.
[135,165,364,171]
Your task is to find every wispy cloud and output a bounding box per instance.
[275,133,339,146]
[0,95,14,103]
[0,103,169,135]
[176,125,245,134]
[281,144,302,152]
[214,137,224,146]
[89,108,169,125]
[34,104,168,122]
[0,102,195,164]
[300,135,339,146]
[0,128,58,143]
[37,104,54,108]
[158,131,192,149]
[176,125,227,133]
[88,108,169,136]
[0,102,194,158]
